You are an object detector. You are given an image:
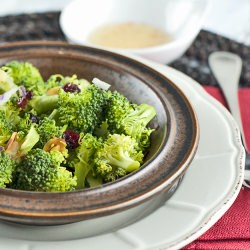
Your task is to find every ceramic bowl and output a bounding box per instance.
[60,0,210,64]
[0,41,198,237]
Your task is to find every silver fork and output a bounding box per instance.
[208,51,249,187]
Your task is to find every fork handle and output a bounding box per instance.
[209,52,247,152]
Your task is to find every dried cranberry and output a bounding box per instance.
[62,83,80,93]
[25,91,33,100]
[29,113,39,124]
[63,130,80,149]
[17,96,27,109]
[17,90,33,109]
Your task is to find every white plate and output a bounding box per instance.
[0,63,245,250]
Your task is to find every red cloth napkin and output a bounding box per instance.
[204,87,250,152]
[183,86,250,250]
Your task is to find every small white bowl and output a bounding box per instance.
[60,0,210,64]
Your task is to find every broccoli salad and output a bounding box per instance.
[0,61,156,192]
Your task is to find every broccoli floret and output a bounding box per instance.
[28,81,97,118]
[0,151,16,188]
[103,167,127,183]
[49,74,90,89]
[13,149,76,192]
[15,112,34,140]
[44,74,64,91]
[0,110,13,146]
[36,117,66,148]
[120,103,156,150]
[106,92,156,151]
[0,98,39,142]
[58,84,109,133]
[94,121,109,138]
[1,61,44,96]
[45,74,91,95]
[1,96,38,135]
[72,133,102,189]
[105,91,131,132]
[94,134,143,183]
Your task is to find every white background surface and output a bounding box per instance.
[0,0,249,45]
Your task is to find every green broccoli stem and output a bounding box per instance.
[86,170,103,187]
[30,95,58,115]
[74,161,92,189]
[48,109,59,120]
[125,104,156,126]
[139,104,157,126]
[107,149,140,172]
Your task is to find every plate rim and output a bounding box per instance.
[152,63,245,249]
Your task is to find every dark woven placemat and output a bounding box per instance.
[0,11,249,87]
[170,31,250,87]
[0,12,65,42]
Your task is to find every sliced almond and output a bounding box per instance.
[46,86,60,96]
[43,137,67,153]
[5,132,21,157]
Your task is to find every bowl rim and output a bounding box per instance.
[0,41,199,224]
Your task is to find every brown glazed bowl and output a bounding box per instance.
[0,41,199,237]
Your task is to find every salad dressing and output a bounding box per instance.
[88,22,171,49]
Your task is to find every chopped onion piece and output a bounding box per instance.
[19,85,26,97]
[0,86,19,105]
[92,78,111,90]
